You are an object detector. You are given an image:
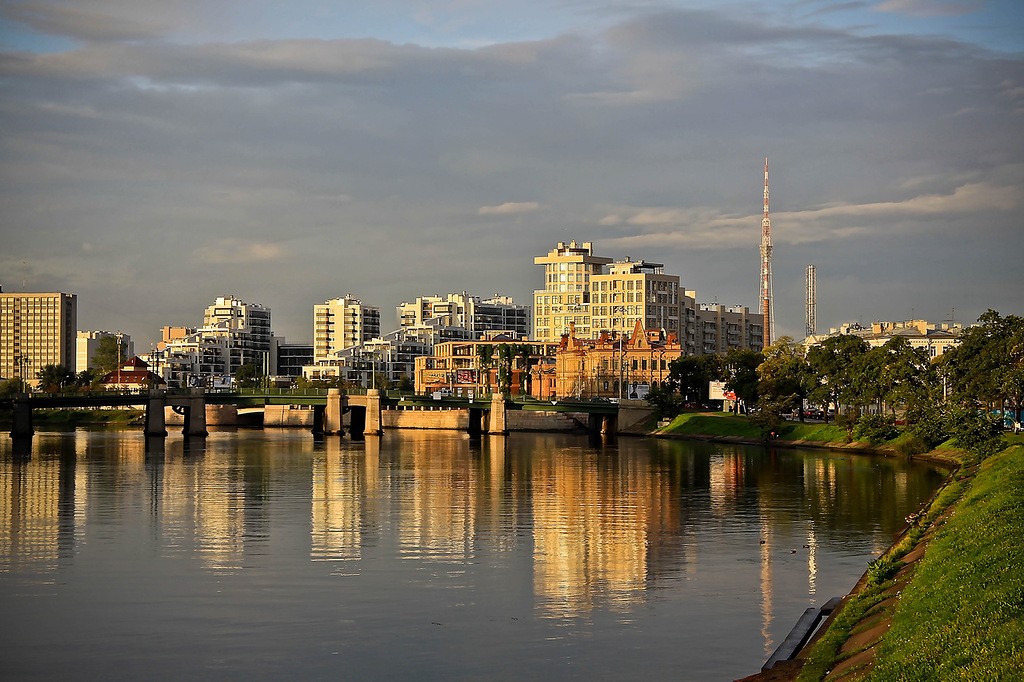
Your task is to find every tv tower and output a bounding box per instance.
[806,264,816,338]
[760,157,774,349]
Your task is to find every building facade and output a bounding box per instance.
[532,241,612,342]
[590,258,687,342]
[805,319,961,358]
[0,290,77,388]
[313,296,381,364]
[414,337,561,397]
[695,304,765,355]
[543,321,683,400]
[398,292,530,338]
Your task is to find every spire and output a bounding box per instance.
[760,158,774,349]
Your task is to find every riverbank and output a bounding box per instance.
[652,412,966,466]
[725,425,1022,682]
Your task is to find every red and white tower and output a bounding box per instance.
[760,157,774,349]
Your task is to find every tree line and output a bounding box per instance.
[646,310,1023,456]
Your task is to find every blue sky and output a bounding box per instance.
[1,0,1022,346]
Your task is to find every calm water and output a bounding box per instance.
[0,428,945,681]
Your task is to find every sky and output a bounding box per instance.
[1,0,1022,349]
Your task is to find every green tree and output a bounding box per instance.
[0,378,22,397]
[878,335,933,420]
[234,363,262,389]
[757,337,814,421]
[667,354,724,405]
[806,334,870,422]
[944,310,1024,421]
[723,348,762,410]
[91,335,129,373]
[36,364,76,394]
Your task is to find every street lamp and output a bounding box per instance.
[612,306,626,401]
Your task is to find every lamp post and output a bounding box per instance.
[612,306,626,401]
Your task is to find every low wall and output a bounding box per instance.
[383,409,467,430]
[264,405,315,427]
[507,410,586,432]
[165,404,238,426]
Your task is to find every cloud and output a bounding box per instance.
[478,201,542,215]
[599,181,1021,250]
[873,0,983,17]
[2,1,172,42]
[194,240,285,265]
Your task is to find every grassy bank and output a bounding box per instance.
[657,412,850,446]
[794,444,1023,680]
[868,444,1024,679]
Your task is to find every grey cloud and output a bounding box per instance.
[1,7,1021,342]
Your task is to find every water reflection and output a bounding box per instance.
[0,429,946,678]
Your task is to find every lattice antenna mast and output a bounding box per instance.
[806,264,816,338]
[760,157,774,349]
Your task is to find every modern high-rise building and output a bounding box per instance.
[531,242,763,356]
[532,241,612,342]
[0,290,77,388]
[397,292,530,338]
[313,296,381,364]
[154,296,272,388]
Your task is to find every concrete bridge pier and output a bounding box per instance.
[184,389,208,437]
[146,391,168,437]
[601,413,617,435]
[487,393,508,435]
[320,389,346,435]
[11,394,34,439]
[363,389,383,436]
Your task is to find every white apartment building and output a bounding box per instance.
[76,331,135,374]
[313,296,381,364]
[153,296,273,388]
[397,292,530,338]
[0,290,77,387]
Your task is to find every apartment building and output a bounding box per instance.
[590,258,687,342]
[313,296,380,364]
[533,241,612,342]
[0,290,77,388]
[153,296,273,388]
[414,337,561,397]
[398,292,530,338]
[696,304,765,355]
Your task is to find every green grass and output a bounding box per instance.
[658,412,851,446]
[866,444,1024,680]
[797,582,894,681]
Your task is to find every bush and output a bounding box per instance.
[854,413,899,444]
[907,402,952,448]
[893,433,929,457]
[948,405,1005,459]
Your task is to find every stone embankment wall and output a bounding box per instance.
[163,404,638,433]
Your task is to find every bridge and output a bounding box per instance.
[2,388,625,440]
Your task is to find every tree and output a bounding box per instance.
[806,334,869,422]
[36,364,76,394]
[877,335,933,420]
[944,310,1024,421]
[234,363,262,389]
[723,348,762,410]
[667,354,724,405]
[757,337,814,420]
[91,335,129,373]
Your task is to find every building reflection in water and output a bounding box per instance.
[311,437,365,567]
[394,432,479,565]
[530,442,664,619]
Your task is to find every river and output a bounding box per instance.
[0,428,945,680]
